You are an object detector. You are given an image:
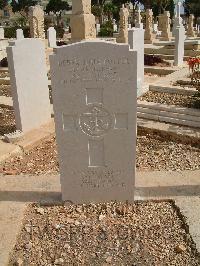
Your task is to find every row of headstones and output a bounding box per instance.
[115,2,198,44]
[116,3,185,66]
[0,26,57,48]
[6,23,185,204]
[6,24,185,138]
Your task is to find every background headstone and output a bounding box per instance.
[144,9,153,44]
[153,23,158,33]
[7,39,51,132]
[0,26,4,39]
[47,27,57,48]
[70,0,96,42]
[50,41,137,203]
[172,2,183,37]
[29,5,45,39]
[16,29,24,40]
[117,5,129,43]
[113,19,118,32]
[128,27,144,96]
[174,25,185,66]
[136,6,143,29]
[96,23,101,35]
[160,11,171,41]
[186,14,196,38]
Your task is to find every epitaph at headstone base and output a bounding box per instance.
[50,41,137,204]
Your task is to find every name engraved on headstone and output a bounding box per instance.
[59,57,131,84]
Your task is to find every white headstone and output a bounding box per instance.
[174,26,185,66]
[172,2,183,37]
[96,23,101,35]
[113,24,118,32]
[16,29,24,40]
[47,27,57,48]
[113,19,118,32]
[50,41,137,203]
[128,27,144,96]
[7,39,51,133]
[153,23,158,33]
[0,27,4,39]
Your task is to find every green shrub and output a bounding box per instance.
[4,27,17,38]
[4,26,30,38]
[99,20,114,37]
[54,25,65,39]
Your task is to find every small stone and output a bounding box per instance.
[66,218,74,223]
[75,220,80,226]
[15,258,23,266]
[64,243,70,249]
[36,207,45,215]
[55,224,61,229]
[54,258,64,265]
[105,256,112,263]
[99,214,106,221]
[24,224,31,233]
[175,244,187,253]
[25,242,32,250]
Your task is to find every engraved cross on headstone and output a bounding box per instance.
[63,87,128,167]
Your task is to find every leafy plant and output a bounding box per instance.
[54,25,65,38]
[188,57,200,92]
[4,25,30,38]
[98,20,114,37]
[11,0,39,18]
[46,0,71,26]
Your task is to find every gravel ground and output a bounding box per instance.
[0,106,16,136]
[9,201,200,265]
[0,84,12,97]
[1,132,200,175]
[140,91,200,109]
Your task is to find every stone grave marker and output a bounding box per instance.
[144,9,153,44]
[128,27,144,96]
[96,23,101,35]
[113,19,118,32]
[16,29,24,40]
[160,11,171,41]
[186,14,196,38]
[172,2,183,37]
[7,39,51,133]
[117,4,129,43]
[29,5,45,39]
[174,25,185,66]
[153,23,158,33]
[50,40,137,203]
[136,6,143,29]
[0,26,4,39]
[47,27,57,48]
[71,0,96,42]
